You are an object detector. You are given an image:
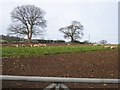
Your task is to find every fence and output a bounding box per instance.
[0,75,120,90]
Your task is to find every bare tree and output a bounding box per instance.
[59,21,84,42]
[8,5,47,43]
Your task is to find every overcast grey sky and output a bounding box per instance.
[0,0,118,44]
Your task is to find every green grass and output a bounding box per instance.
[2,45,109,58]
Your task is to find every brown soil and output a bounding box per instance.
[2,49,119,89]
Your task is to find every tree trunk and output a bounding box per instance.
[71,36,74,42]
[27,33,32,44]
[27,25,32,44]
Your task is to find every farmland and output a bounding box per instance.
[1,44,119,88]
[2,45,110,58]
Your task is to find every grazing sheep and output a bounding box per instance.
[15,44,19,47]
[104,46,110,48]
[110,46,117,49]
[93,44,98,46]
[33,43,46,47]
[33,44,38,47]
[104,45,118,49]
[38,43,43,46]
[21,44,26,47]
[30,44,33,47]
[42,44,46,47]
[67,44,70,46]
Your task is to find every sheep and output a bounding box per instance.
[67,44,70,46]
[41,44,46,47]
[33,43,46,47]
[38,43,43,46]
[21,44,26,47]
[104,46,110,48]
[110,46,118,49]
[93,44,98,46]
[33,44,38,47]
[104,45,118,49]
[11,44,19,47]
[30,44,33,47]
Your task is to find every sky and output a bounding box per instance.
[0,0,119,44]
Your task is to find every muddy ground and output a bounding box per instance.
[2,49,119,89]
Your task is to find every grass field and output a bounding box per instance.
[2,45,110,58]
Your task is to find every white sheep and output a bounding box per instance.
[42,44,46,47]
[67,44,70,46]
[33,44,38,47]
[104,46,110,48]
[21,44,26,47]
[33,43,46,47]
[15,44,19,47]
[110,46,117,49]
[93,44,98,46]
[30,44,33,47]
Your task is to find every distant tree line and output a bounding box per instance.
[1,35,66,44]
[1,35,23,43]
[32,39,65,44]
[1,34,92,44]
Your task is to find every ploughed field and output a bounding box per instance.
[2,44,119,89]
